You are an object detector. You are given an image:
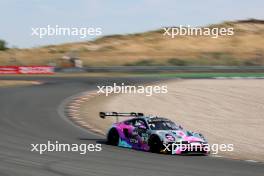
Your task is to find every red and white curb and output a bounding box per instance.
[65,91,105,136]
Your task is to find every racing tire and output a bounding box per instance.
[148,135,163,153]
[107,128,119,146]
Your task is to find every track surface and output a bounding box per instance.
[0,77,263,176]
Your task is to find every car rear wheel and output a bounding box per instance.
[107,128,119,146]
[149,135,162,153]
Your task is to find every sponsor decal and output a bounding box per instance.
[0,66,54,74]
[0,66,19,74]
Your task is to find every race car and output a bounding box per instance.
[100,112,209,155]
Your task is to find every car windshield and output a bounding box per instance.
[148,120,179,130]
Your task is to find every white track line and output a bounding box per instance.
[245,160,258,163]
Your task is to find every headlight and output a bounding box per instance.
[165,134,175,141]
[198,133,207,142]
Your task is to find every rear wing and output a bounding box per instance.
[99,112,144,122]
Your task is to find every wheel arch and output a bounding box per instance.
[148,134,162,145]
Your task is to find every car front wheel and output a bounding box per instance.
[148,135,162,153]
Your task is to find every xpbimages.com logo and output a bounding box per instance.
[31,25,102,38]
[30,141,102,154]
[97,83,168,96]
[163,142,234,155]
[163,25,234,39]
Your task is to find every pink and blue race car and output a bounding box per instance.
[100,112,209,155]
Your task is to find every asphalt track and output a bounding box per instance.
[0,76,263,176]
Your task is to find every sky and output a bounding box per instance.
[0,0,263,48]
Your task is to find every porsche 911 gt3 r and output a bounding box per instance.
[100,112,209,155]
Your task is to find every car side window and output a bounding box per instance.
[124,120,133,125]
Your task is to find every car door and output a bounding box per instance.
[130,119,149,148]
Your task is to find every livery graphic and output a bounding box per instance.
[100,112,209,155]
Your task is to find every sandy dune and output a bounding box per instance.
[79,79,264,161]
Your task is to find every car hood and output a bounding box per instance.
[154,130,206,143]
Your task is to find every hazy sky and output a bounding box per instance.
[0,0,263,48]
